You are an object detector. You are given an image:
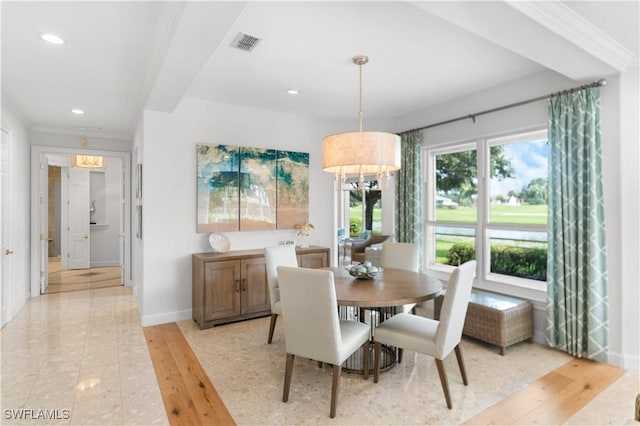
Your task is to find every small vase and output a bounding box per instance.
[297,235,310,248]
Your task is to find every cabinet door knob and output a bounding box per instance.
[5,249,14,255]
[242,278,247,291]
[235,279,240,292]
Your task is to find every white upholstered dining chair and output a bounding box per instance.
[372,260,477,409]
[264,245,298,344]
[380,242,420,316]
[380,242,419,273]
[277,266,371,418]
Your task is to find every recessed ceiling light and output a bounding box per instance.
[38,33,65,45]
[287,89,300,95]
[71,109,85,115]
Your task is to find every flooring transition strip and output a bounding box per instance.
[143,323,236,426]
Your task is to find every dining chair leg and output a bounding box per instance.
[362,341,369,380]
[373,341,381,383]
[330,364,341,418]
[283,353,295,403]
[454,344,468,385]
[397,348,403,364]
[435,359,452,409]
[267,314,278,344]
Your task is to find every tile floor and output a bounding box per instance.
[1,287,167,425]
[1,286,638,425]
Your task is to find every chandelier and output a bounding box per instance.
[322,55,400,189]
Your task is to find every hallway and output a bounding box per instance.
[1,286,167,425]
[46,258,121,294]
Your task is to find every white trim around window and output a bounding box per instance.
[423,128,548,302]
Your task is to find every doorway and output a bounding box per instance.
[30,146,131,297]
[45,159,124,294]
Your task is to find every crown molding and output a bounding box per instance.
[506,1,635,73]
[31,126,131,142]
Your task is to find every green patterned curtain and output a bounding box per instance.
[395,130,423,263]
[546,87,608,362]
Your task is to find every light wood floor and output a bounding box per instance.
[463,357,625,425]
[144,322,625,425]
[144,323,236,426]
[46,257,122,294]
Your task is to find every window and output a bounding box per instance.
[426,129,548,290]
[348,181,382,236]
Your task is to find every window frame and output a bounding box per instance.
[424,128,548,293]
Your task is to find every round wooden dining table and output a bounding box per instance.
[324,266,443,374]
[327,266,443,308]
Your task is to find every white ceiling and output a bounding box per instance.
[2,1,638,140]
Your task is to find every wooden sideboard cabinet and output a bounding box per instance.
[192,246,329,329]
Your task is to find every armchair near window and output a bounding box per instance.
[350,234,389,263]
[341,230,371,261]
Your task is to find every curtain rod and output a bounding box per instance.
[404,79,607,134]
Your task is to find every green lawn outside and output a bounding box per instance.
[349,204,382,235]
[436,204,548,225]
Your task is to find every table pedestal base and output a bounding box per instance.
[342,342,396,375]
[339,306,398,375]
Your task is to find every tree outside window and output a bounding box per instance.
[349,181,382,236]
[428,129,548,286]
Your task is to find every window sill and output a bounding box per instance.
[425,265,547,304]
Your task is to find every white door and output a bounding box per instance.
[67,167,90,269]
[1,129,12,326]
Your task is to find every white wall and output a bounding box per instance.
[139,98,347,325]
[615,66,639,370]
[1,97,32,323]
[393,69,639,369]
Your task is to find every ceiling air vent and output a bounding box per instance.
[231,32,261,52]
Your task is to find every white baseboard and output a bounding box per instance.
[141,309,192,327]
[609,351,640,370]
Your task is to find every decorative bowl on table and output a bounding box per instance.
[346,262,381,280]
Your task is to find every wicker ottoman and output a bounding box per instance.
[434,289,533,355]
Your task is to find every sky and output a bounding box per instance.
[490,138,548,198]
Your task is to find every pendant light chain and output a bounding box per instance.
[358,60,363,132]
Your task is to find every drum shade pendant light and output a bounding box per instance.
[322,55,400,189]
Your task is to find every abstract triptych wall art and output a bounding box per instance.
[196,144,309,233]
